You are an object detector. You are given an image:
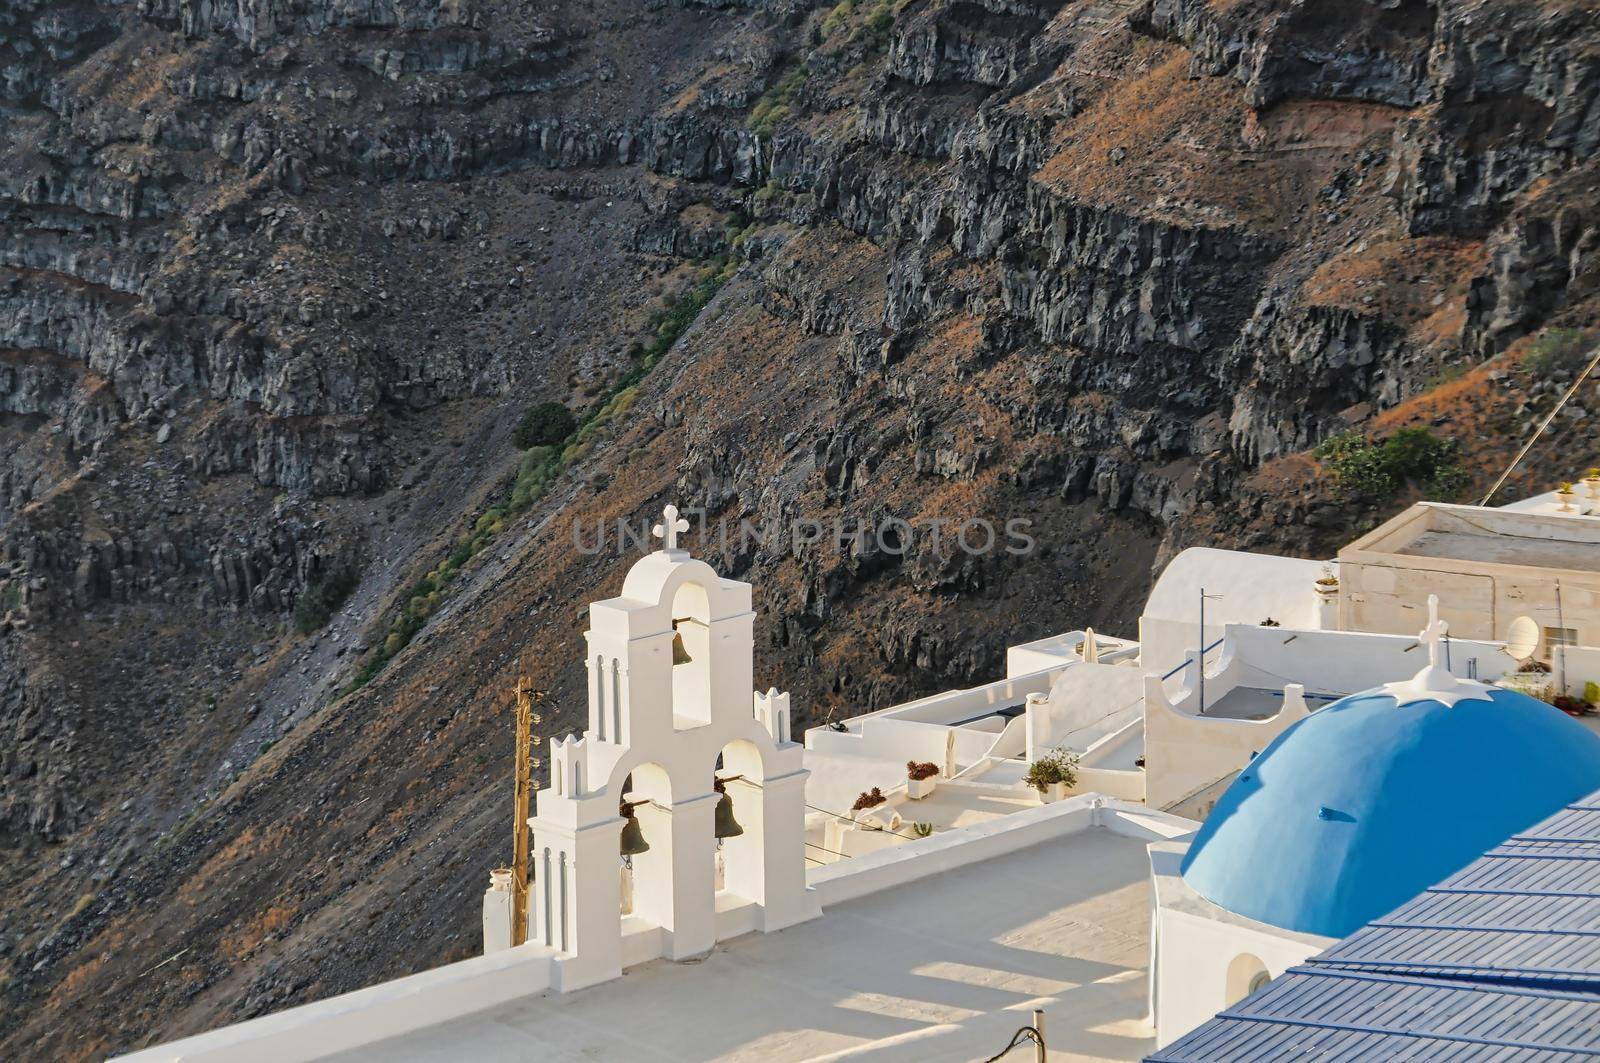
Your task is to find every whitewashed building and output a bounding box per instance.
[117,485,1600,1061]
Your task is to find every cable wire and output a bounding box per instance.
[1481,344,1600,506]
[981,1024,1042,1063]
[805,801,941,843]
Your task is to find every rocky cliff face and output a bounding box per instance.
[1,0,1598,1056]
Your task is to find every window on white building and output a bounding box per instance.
[1544,626,1578,657]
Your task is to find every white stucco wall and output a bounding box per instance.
[1152,907,1327,1048]
[1144,624,1518,810]
[1140,548,1327,680]
[1148,844,1332,1048]
[1559,645,1600,699]
[807,796,1194,908]
[801,747,911,817]
[1144,674,1308,811]
[1006,631,1139,677]
[1208,623,1516,695]
[1026,659,1147,759]
[1067,765,1145,802]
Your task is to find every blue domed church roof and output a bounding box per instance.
[1180,633,1600,938]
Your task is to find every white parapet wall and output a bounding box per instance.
[1006,630,1138,677]
[118,793,1194,1063]
[1144,674,1309,811]
[807,793,1195,908]
[115,944,559,1063]
[1139,548,1328,680]
[1206,622,1515,696]
[1145,624,1517,810]
[1559,645,1600,699]
[1068,763,1146,803]
[804,681,1045,812]
[1026,658,1146,761]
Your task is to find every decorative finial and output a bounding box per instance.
[1381,593,1493,709]
[652,504,691,553]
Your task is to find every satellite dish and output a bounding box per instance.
[1506,616,1541,662]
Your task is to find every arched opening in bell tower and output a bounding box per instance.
[618,763,676,929]
[713,739,769,904]
[670,581,714,730]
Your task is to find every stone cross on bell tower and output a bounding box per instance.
[652,505,690,553]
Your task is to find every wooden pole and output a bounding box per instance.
[511,676,540,947]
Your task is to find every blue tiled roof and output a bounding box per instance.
[1149,790,1600,1061]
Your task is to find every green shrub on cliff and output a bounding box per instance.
[513,401,576,449]
[1314,427,1467,502]
[294,569,359,634]
[749,66,806,136]
[1522,328,1593,376]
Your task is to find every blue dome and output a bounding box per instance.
[1180,684,1600,938]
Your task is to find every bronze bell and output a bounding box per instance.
[671,619,692,665]
[713,790,743,839]
[620,804,650,857]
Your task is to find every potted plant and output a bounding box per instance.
[1312,562,1340,628]
[906,760,940,800]
[1586,468,1600,501]
[1501,658,1557,701]
[1557,481,1576,511]
[1553,692,1597,718]
[1024,749,1079,803]
[851,787,887,819]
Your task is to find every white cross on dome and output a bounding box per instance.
[1381,594,1494,709]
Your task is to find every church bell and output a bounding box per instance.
[620,801,650,857]
[671,618,693,665]
[713,788,744,840]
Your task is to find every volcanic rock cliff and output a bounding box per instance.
[1,0,1598,1055]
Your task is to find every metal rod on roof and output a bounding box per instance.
[1198,588,1222,715]
[1556,579,1567,694]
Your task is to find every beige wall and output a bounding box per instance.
[1338,504,1600,655]
[1339,559,1600,653]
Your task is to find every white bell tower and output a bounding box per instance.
[519,505,817,990]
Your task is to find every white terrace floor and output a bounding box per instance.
[333,829,1156,1063]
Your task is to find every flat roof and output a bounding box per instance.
[1397,528,1600,572]
[1342,503,1600,575]
[333,829,1157,1062]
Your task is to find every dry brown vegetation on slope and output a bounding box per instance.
[1,0,1599,1055]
